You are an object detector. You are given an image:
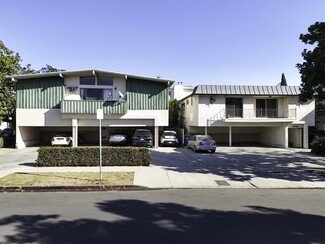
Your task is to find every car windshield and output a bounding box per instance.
[163,132,176,136]
[112,132,125,136]
[54,133,70,137]
[135,130,151,136]
[198,136,213,141]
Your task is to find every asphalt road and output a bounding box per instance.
[1,189,325,244]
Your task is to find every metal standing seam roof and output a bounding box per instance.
[194,85,301,96]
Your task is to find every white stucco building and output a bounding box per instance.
[179,85,315,148]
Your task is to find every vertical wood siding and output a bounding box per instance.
[126,78,168,110]
[16,77,64,109]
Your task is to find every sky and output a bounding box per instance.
[1,0,324,86]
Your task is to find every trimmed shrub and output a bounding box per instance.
[0,136,15,148]
[311,137,325,156]
[36,146,151,167]
[0,138,3,148]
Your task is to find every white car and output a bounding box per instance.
[51,133,72,146]
[187,135,217,153]
[160,130,178,146]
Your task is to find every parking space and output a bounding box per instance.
[151,146,325,184]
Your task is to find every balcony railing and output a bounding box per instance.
[209,108,297,122]
[60,100,127,114]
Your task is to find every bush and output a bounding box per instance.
[0,136,15,148]
[311,137,325,156]
[36,146,151,167]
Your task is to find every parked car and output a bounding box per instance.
[132,129,153,147]
[51,133,73,146]
[0,128,14,138]
[160,130,178,146]
[109,131,127,146]
[187,135,217,153]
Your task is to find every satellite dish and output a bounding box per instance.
[118,91,127,102]
[118,90,124,98]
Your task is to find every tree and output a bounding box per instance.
[0,41,21,123]
[38,64,65,73]
[296,22,325,102]
[280,73,287,86]
[0,40,65,125]
[169,99,179,127]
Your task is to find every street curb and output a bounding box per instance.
[0,185,148,193]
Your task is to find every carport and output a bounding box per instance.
[188,120,308,148]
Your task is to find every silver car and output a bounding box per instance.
[109,131,127,146]
[187,135,217,153]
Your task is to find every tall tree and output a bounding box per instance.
[296,22,325,102]
[0,40,65,125]
[280,73,287,86]
[0,41,21,123]
[169,99,179,128]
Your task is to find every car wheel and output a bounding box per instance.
[211,149,216,153]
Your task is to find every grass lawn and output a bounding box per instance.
[0,172,134,186]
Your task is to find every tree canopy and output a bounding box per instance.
[296,22,325,102]
[0,40,65,124]
[0,41,21,123]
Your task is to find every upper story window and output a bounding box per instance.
[80,88,113,101]
[80,76,95,85]
[226,98,243,118]
[256,99,277,118]
[98,76,113,86]
[79,76,114,101]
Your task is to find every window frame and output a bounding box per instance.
[79,76,114,101]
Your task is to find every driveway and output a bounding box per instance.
[1,146,325,189]
[150,147,325,188]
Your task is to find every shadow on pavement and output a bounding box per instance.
[151,147,325,182]
[0,199,324,244]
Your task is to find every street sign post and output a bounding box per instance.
[97,109,104,181]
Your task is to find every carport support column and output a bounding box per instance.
[154,126,159,148]
[72,119,78,147]
[284,124,289,149]
[229,126,232,147]
[303,123,308,149]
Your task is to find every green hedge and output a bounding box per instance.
[311,137,325,156]
[37,147,151,167]
[0,136,15,148]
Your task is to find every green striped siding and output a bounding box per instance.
[61,100,127,114]
[126,78,168,110]
[16,77,64,109]
[103,101,127,114]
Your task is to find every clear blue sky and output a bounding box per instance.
[1,0,324,86]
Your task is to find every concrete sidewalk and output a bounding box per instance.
[1,147,325,189]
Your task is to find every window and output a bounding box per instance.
[226,98,243,118]
[79,76,114,101]
[80,76,95,85]
[98,76,113,86]
[256,99,277,117]
[80,88,113,101]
